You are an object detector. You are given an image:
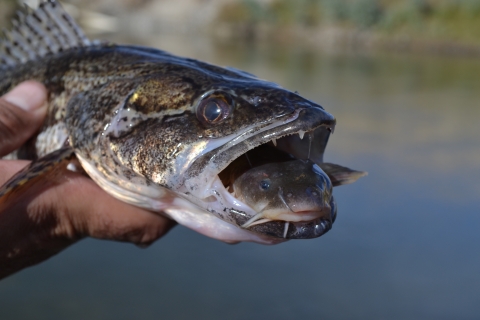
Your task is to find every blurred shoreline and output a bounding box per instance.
[2,0,480,57]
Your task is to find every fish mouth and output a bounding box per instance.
[188,106,337,240]
[230,197,336,239]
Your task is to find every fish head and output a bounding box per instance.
[173,69,336,240]
[73,61,337,243]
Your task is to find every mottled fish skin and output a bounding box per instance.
[2,46,311,162]
[0,1,365,244]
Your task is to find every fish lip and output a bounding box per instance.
[258,106,336,144]
[231,196,337,239]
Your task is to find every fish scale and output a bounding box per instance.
[0,0,365,244]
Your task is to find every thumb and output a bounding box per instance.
[0,81,47,156]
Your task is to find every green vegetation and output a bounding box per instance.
[0,0,20,29]
[217,0,480,47]
[2,0,479,53]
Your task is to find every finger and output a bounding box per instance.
[0,160,30,185]
[28,172,176,246]
[71,177,176,246]
[0,161,175,247]
[0,81,47,156]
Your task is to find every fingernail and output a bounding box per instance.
[3,81,47,112]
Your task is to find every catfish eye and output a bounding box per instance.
[197,95,232,126]
[260,179,271,190]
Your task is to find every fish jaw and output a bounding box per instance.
[163,198,287,245]
[177,105,337,240]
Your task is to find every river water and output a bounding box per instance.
[1,34,480,319]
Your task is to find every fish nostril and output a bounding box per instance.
[306,185,329,207]
[277,186,294,213]
[306,186,319,197]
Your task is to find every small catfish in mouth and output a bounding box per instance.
[231,159,367,237]
[233,160,334,228]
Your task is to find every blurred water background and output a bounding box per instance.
[1,0,480,319]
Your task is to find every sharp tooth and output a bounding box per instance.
[272,138,277,146]
[283,222,290,238]
[66,163,78,172]
[298,130,305,139]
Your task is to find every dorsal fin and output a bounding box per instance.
[0,0,91,69]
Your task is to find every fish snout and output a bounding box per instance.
[263,183,332,223]
[280,184,332,213]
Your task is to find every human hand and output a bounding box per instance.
[0,81,175,279]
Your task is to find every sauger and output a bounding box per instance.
[0,0,366,244]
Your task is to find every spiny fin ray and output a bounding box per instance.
[320,163,368,187]
[0,0,91,70]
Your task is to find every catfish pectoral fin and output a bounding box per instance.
[319,162,367,187]
[0,147,77,207]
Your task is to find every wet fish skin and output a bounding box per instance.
[2,47,306,144]
[0,1,363,243]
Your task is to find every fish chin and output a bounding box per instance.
[77,150,284,244]
[185,172,337,240]
[164,196,287,245]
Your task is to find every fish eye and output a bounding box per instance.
[196,94,232,126]
[259,179,271,190]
